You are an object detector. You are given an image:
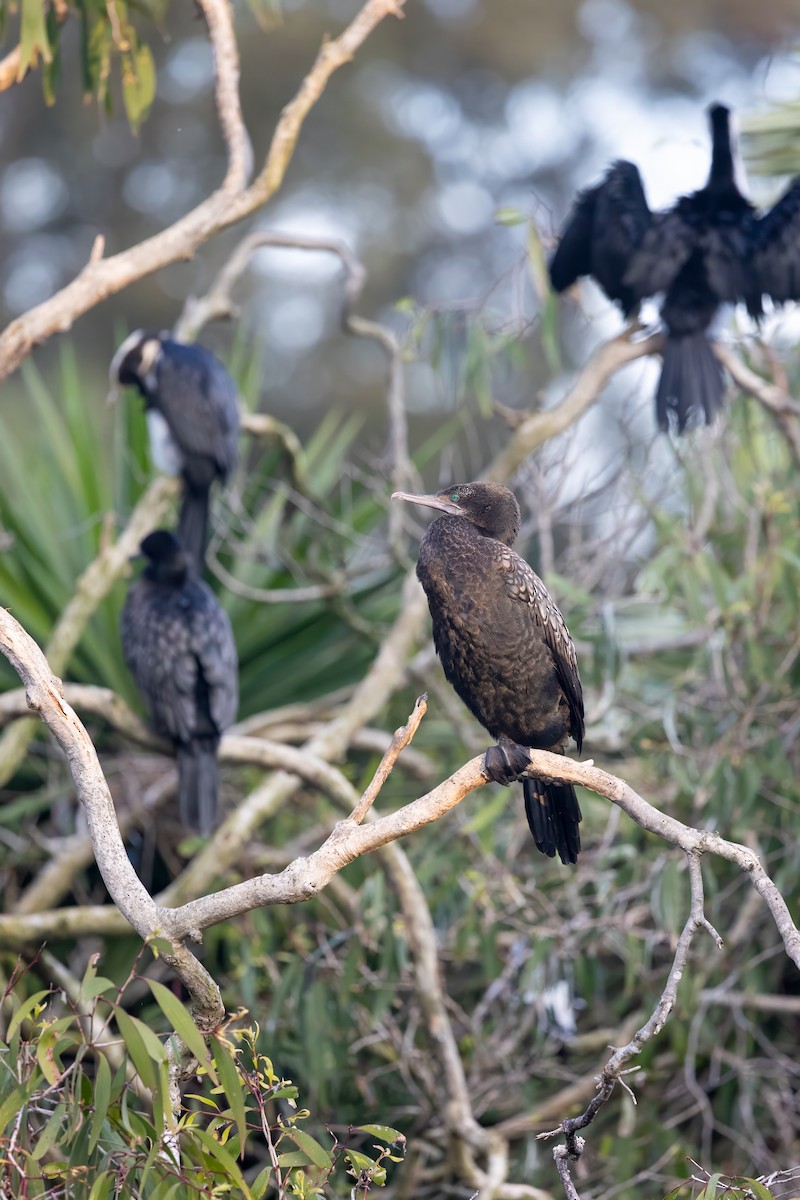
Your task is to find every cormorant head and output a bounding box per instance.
[392,482,521,546]
[108,330,167,401]
[137,529,193,584]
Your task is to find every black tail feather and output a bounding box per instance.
[656,333,725,433]
[523,777,582,866]
[177,741,219,835]
[178,484,211,573]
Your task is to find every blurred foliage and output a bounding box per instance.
[0,0,284,129]
[743,50,800,178]
[0,947,405,1195]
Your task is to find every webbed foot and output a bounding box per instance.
[484,741,531,786]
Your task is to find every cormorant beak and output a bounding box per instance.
[106,383,121,407]
[391,490,464,517]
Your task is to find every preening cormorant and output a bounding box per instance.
[550,104,800,432]
[121,530,239,835]
[393,482,585,865]
[110,332,240,570]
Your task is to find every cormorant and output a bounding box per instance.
[110,332,240,570]
[550,104,753,432]
[121,529,239,835]
[393,482,585,865]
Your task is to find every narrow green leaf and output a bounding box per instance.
[6,989,51,1041]
[698,1174,722,1200]
[87,1169,113,1200]
[18,0,52,77]
[145,979,215,1082]
[31,1101,67,1160]
[746,1182,776,1200]
[211,1036,247,1149]
[251,1164,273,1199]
[356,1124,405,1144]
[192,1127,253,1198]
[0,1085,31,1133]
[88,1053,112,1153]
[115,1009,157,1092]
[284,1127,333,1170]
[121,42,156,132]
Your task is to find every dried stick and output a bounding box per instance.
[349,695,427,824]
[0,0,407,381]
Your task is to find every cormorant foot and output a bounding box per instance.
[485,741,532,787]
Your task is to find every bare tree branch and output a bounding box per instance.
[486,328,664,481]
[715,342,800,466]
[0,0,407,381]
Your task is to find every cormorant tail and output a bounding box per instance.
[177,484,211,572]
[523,777,582,866]
[656,333,725,434]
[177,740,219,835]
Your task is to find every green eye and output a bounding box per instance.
[450,492,458,502]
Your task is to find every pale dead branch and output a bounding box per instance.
[0,0,407,381]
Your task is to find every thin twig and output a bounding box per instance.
[349,695,427,824]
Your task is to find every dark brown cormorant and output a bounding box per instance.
[550,104,753,432]
[393,482,585,865]
[110,332,240,571]
[121,530,239,835]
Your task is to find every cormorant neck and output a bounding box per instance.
[144,560,190,587]
[707,107,734,188]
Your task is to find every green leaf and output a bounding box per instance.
[115,1009,158,1092]
[87,1172,114,1200]
[211,1036,247,1149]
[698,1174,722,1200]
[18,0,52,78]
[80,955,116,1002]
[0,1086,29,1134]
[284,1127,333,1170]
[192,1127,254,1197]
[356,1124,405,1145]
[145,979,216,1082]
[89,1053,112,1153]
[121,42,156,132]
[494,206,526,226]
[746,1182,776,1200]
[31,1101,67,1160]
[251,1165,273,1199]
[6,989,51,1041]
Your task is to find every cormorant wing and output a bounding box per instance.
[550,160,652,316]
[187,589,239,733]
[496,546,585,751]
[746,177,800,316]
[154,342,240,481]
[121,594,199,744]
[623,207,697,300]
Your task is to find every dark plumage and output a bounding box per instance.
[550,104,755,432]
[393,482,585,866]
[121,530,239,835]
[110,332,240,570]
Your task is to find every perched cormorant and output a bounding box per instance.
[393,482,585,865]
[110,332,240,570]
[121,530,239,835]
[550,104,753,432]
